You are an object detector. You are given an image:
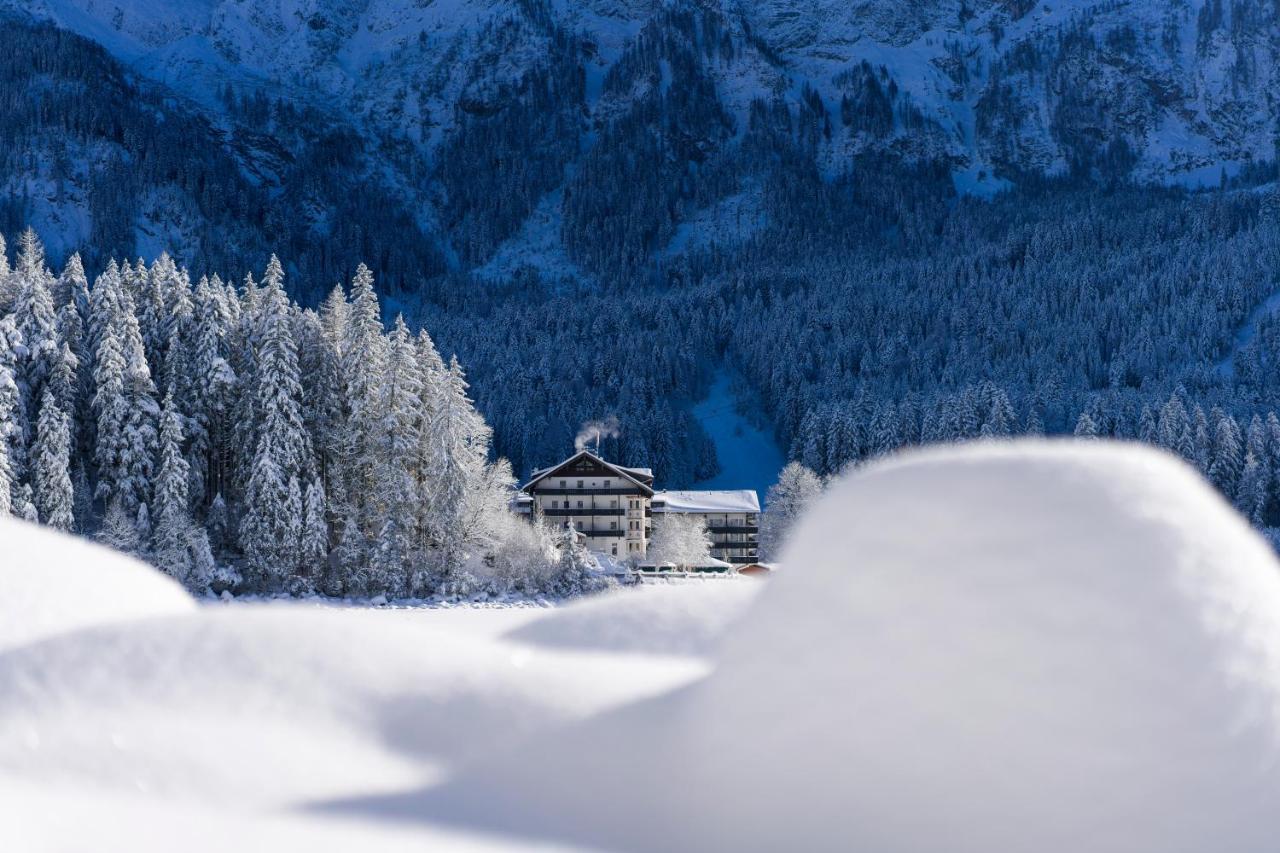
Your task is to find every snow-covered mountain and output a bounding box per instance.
[18,0,1276,183]
[7,0,1278,277]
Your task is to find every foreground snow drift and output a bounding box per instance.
[7,442,1280,852]
[0,518,193,652]
[394,442,1280,852]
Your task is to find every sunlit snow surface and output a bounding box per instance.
[8,440,1280,851]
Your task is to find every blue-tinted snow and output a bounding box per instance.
[691,371,785,503]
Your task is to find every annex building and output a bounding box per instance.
[515,450,760,565]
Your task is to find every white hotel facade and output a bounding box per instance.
[514,450,760,566]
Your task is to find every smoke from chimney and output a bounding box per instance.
[574,415,621,454]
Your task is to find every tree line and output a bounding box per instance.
[0,230,609,599]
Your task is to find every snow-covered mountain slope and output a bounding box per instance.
[5,0,1278,276]
[18,0,1275,177]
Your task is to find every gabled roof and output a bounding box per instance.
[523,450,655,495]
[654,489,761,513]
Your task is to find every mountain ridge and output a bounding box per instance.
[10,0,1277,281]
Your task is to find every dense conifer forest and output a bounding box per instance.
[7,6,1280,563]
[0,231,607,597]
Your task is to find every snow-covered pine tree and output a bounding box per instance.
[45,342,78,428]
[301,477,329,576]
[227,272,262,501]
[239,261,312,590]
[0,352,17,516]
[206,492,231,552]
[1208,413,1243,497]
[117,279,160,513]
[54,293,89,459]
[1073,411,1099,438]
[0,315,26,507]
[371,315,423,583]
[97,498,141,555]
[186,276,236,509]
[295,308,342,503]
[54,252,90,325]
[547,523,608,598]
[337,263,387,539]
[422,356,492,557]
[1236,451,1268,526]
[71,459,91,531]
[15,483,37,522]
[92,317,157,516]
[11,229,59,434]
[32,390,74,531]
[153,389,194,581]
[0,233,10,310]
[333,515,367,596]
[0,425,11,516]
[92,324,127,506]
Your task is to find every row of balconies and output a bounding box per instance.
[543,507,625,517]
[534,488,649,496]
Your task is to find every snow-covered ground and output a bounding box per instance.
[7,440,1280,851]
[691,370,786,500]
[1216,288,1280,379]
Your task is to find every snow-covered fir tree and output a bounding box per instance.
[239,260,312,590]
[31,390,74,531]
[152,390,194,582]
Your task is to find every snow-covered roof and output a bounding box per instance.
[529,454,653,482]
[655,490,761,514]
[523,450,655,494]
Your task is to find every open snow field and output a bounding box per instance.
[6,440,1280,851]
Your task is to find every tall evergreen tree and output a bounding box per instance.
[239,260,311,588]
[0,316,25,506]
[32,391,74,531]
[153,390,194,580]
[11,229,58,433]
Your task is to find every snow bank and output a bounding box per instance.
[0,518,193,652]
[2,777,529,853]
[507,582,760,656]
[0,603,705,809]
[404,441,1280,853]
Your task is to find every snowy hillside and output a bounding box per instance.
[7,0,1277,272]
[8,441,1280,850]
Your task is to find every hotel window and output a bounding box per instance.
[551,500,559,509]
[559,480,566,488]
[610,499,617,508]
[610,521,617,530]
[577,500,584,509]
[577,480,584,488]
[611,545,617,556]
[602,479,610,488]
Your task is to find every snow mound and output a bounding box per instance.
[0,518,193,652]
[0,602,705,809]
[405,441,1280,853]
[507,582,760,657]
